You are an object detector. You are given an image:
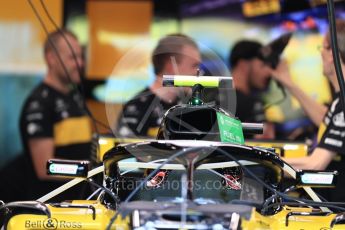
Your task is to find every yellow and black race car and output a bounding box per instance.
[1,76,345,230]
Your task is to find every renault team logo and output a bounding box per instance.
[43,218,58,229]
[333,112,345,127]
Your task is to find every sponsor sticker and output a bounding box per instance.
[216,112,244,144]
[24,218,82,229]
[324,138,343,147]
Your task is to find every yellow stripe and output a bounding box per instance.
[54,116,92,146]
[317,122,327,142]
[147,127,159,138]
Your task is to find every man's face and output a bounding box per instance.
[321,37,334,79]
[50,35,84,85]
[159,44,201,102]
[175,45,201,76]
[248,58,272,91]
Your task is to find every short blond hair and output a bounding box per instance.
[43,29,78,56]
[152,34,198,75]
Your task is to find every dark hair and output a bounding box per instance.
[43,29,78,56]
[228,40,263,68]
[326,19,345,63]
[152,34,198,75]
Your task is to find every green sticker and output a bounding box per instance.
[216,112,244,144]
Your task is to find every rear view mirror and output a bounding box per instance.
[47,159,90,178]
[296,170,338,188]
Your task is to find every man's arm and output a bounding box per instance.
[271,60,327,126]
[28,138,55,180]
[284,83,327,126]
[284,147,336,170]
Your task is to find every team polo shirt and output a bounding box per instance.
[317,93,345,201]
[20,83,92,160]
[116,88,177,138]
[318,94,345,154]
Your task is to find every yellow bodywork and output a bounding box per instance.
[245,140,308,158]
[96,137,145,162]
[6,201,128,230]
[5,200,345,230]
[12,138,332,229]
[242,207,340,230]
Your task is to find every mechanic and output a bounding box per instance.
[115,34,201,138]
[228,40,276,139]
[18,29,93,199]
[272,19,345,201]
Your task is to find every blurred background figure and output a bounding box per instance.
[228,40,275,139]
[0,29,93,201]
[276,19,345,202]
[115,34,201,138]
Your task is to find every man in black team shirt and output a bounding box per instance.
[116,34,201,138]
[229,40,275,139]
[17,29,92,200]
[271,19,345,202]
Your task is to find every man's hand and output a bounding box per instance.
[271,59,294,89]
[270,59,327,126]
